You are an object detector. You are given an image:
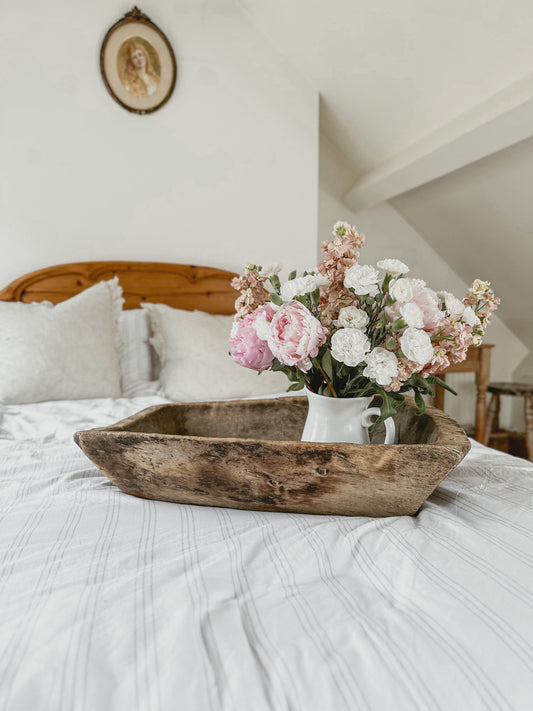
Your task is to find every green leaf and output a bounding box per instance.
[427,375,458,396]
[379,389,398,420]
[390,317,406,332]
[270,292,283,306]
[367,388,400,432]
[414,390,426,415]
[287,381,304,392]
[408,373,433,395]
[268,274,281,291]
[311,287,321,307]
[321,349,334,380]
[294,295,311,309]
[385,336,396,351]
[288,270,297,281]
[382,273,393,292]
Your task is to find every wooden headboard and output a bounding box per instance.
[0,261,239,314]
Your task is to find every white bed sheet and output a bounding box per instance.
[0,396,532,711]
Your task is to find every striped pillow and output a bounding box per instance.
[118,309,159,398]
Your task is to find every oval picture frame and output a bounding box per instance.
[100,6,177,115]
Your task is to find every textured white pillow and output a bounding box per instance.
[142,303,287,401]
[118,309,159,398]
[0,279,124,404]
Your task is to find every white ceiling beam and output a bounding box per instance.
[343,73,533,212]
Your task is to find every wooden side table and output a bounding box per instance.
[485,383,533,462]
[433,344,494,444]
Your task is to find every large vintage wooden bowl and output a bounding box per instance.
[74,397,471,517]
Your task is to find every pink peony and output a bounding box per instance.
[268,301,327,372]
[229,306,275,371]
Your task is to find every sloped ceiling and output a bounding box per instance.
[239,0,533,355]
[392,137,533,349]
[238,0,533,175]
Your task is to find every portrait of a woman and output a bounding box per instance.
[118,39,161,98]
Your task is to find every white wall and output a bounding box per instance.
[0,0,318,286]
[240,0,533,175]
[319,134,529,429]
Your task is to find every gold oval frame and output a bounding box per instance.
[100,7,177,115]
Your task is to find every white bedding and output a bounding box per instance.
[0,397,532,711]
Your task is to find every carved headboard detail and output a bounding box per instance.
[0,261,238,314]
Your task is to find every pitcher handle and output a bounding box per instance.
[361,407,395,445]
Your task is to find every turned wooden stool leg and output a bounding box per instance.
[475,386,489,443]
[476,348,492,444]
[524,395,533,462]
[485,393,500,447]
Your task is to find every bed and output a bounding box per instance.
[0,262,532,711]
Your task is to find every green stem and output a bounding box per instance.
[312,358,338,397]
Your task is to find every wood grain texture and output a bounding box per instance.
[486,382,533,461]
[74,396,471,518]
[0,261,238,313]
[488,382,533,397]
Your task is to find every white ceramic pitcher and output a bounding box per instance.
[301,390,395,445]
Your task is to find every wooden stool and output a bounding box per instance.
[485,382,533,461]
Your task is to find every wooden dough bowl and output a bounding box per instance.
[74,397,471,518]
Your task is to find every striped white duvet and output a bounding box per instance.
[0,397,532,711]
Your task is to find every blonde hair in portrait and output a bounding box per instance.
[118,38,161,98]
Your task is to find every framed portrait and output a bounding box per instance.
[100,7,177,115]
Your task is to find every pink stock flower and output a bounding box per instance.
[462,281,500,331]
[268,301,327,372]
[231,265,268,320]
[446,322,474,364]
[229,306,275,371]
[317,224,363,329]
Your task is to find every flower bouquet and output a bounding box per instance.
[229,222,499,438]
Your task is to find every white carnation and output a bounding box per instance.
[444,293,465,317]
[363,348,399,386]
[400,302,424,328]
[437,290,464,316]
[344,264,380,295]
[389,277,413,303]
[280,274,330,302]
[377,258,410,277]
[330,328,371,367]
[400,327,434,366]
[334,305,369,330]
[436,290,452,303]
[252,311,271,340]
[259,263,282,278]
[462,306,480,327]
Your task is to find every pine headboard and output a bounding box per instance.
[0,261,238,314]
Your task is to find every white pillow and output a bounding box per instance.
[118,309,159,398]
[142,303,287,401]
[0,279,124,404]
